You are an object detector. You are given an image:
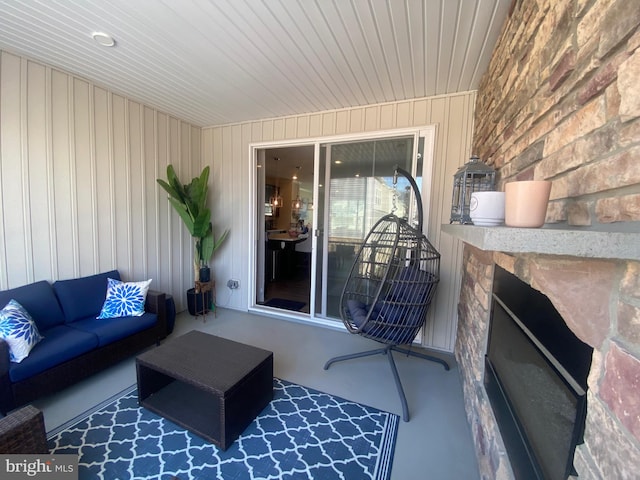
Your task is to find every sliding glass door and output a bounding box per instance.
[316,136,420,319]
[252,128,433,325]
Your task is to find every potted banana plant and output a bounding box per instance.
[157,165,229,315]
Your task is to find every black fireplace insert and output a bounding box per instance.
[484,266,593,480]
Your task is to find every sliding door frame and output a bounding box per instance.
[248,125,436,331]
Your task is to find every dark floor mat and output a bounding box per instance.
[263,298,306,311]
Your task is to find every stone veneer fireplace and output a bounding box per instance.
[443,224,640,479]
[446,0,640,478]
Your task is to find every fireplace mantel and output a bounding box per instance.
[441,224,640,260]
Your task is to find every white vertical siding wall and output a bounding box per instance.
[0,51,200,311]
[0,49,474,350]
[203,93,475,352]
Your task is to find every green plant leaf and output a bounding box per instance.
[168,198,195,235]
[212,229,229,253]
[158,165,192,217]
[201,228,229,264]
[196,166,210,208]
[192,209,211,239]
[166,165,189,204]
[156,178,179,199]
[200,230,214,264]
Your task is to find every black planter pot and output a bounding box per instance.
[187,287,213,316]
[199,266,211,283]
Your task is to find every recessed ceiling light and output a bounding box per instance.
[334,160,342,164]
[92,32,116,47]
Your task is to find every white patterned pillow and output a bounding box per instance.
[97,278,152,319]
[0,299,44,363]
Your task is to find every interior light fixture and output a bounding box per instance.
[271,193,283,208]
[334,160,342,164]
[269,157,283,208]
[292,166,300,180]
[92,32,116,47]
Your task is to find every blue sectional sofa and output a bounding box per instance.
[0,270,167,414]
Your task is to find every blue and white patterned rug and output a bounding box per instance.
[48,378,399,480]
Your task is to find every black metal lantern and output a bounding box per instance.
[450,155,496,224]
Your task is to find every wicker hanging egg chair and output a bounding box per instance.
[324,166,450,422]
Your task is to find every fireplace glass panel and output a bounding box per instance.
[485,266,592,480]
[489,300,582,479]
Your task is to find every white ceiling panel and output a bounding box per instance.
[0,0,511,127]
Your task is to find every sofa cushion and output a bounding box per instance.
[346,299,369,327]
[384,265,436,303]
[0,281,66,331]
[53,270,120,323]
[69,312,158,347]
[346,299,407,326]
[0,300,44,363]
[346,294,426,345]
[97,278,152,319]
[8,325,98,382]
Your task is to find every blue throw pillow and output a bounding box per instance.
[97,278,152,319]
[0,299,44,363]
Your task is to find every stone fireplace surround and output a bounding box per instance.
[453,0,640,477]
[447,225,640,479]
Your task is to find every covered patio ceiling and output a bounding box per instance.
[0,0,512,127]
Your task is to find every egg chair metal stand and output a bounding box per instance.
[323,166,450,422]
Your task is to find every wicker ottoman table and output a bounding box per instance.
[136,330,273,450]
